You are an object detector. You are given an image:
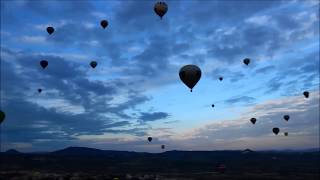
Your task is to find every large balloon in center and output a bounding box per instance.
[179,65,201,92]
[148,137,152,142]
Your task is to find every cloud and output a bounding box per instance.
[225,96,256,105]
[139,112,170,122]
[0,47,169,149]
[171,90,319,150]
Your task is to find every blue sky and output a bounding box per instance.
[0,0,319,152]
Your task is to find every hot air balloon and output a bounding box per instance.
[148,137,152,142]
[179,65,201,92]
[273,127,280,135]
[243,58,250,65]
[219,77,223,81]
[46,27,54,35]
[284,132,288,136]
[90,61,97,68]
[303,91,309,98]
[161,145,165,149]
[40,60,48,69]
[283,115,290,121]
[154,2,168,19]
[0,110,5,124]
[100,20,108,29]
[250,118,256,124]
[38,89,42,93]
[211,104,215,108]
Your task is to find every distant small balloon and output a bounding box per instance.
[250,118,256,124]
[284,132,288,136]
[46,27,54,35]
[148,137,152,142]
[40,60,48,69]
[100,20,108,29]
[161,145,165,149]
[0,110,5,124]
[303,91,309,98]
[273,127,280,135]
[211,104,215,108]
[38,89,42,93]
[243,58,250,65]
[90,61,97,68]
[283,115,290,121]
[219,77,223,81]
[154,2,168,19]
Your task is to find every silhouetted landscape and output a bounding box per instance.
[1,147,319,180]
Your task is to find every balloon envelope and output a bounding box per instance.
[219,77,223,81]
[243,58,250,65]
[148,137,152,142]
[100,20,108,29]
[0,110,5,124]
[211,104,215,108]
[303,91,309,98]
[250,118,256,124]
[38,89,42,93]
[179,65,201,92]
[154,2,168,19]
[161,145,165,149]
[283,115,290,121]
[90,61,97,68]
[273,127,280,135]
[46,27,54,35]
[40,60,48,69]
[284,132,288,136]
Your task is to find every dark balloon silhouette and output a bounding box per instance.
[161,145,165,149]
[284,132,288,136]
[0,110,5,124]
[303,91,309,98]
[179,65,201,92]
[100,20,108,29]
[154,2,168,19]
[38,89,42,93]
[40,60,48,69]
[148,137,152,142]
[250,118,256,124]
[243,58,250,65]
[273,127,280,135]
[90,61,97,68]
[219,77,223,81]
[46,27,54,35]
[283,115,290,121]
[211,104,215,108]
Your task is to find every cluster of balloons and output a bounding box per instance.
[147,136,166,150]
[249,90,310,136]
[2,1,314,153]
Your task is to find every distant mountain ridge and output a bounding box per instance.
[2,146,319,155]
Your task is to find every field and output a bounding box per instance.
[0,147,319,180]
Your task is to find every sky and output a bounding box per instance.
[0,0,319,152]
